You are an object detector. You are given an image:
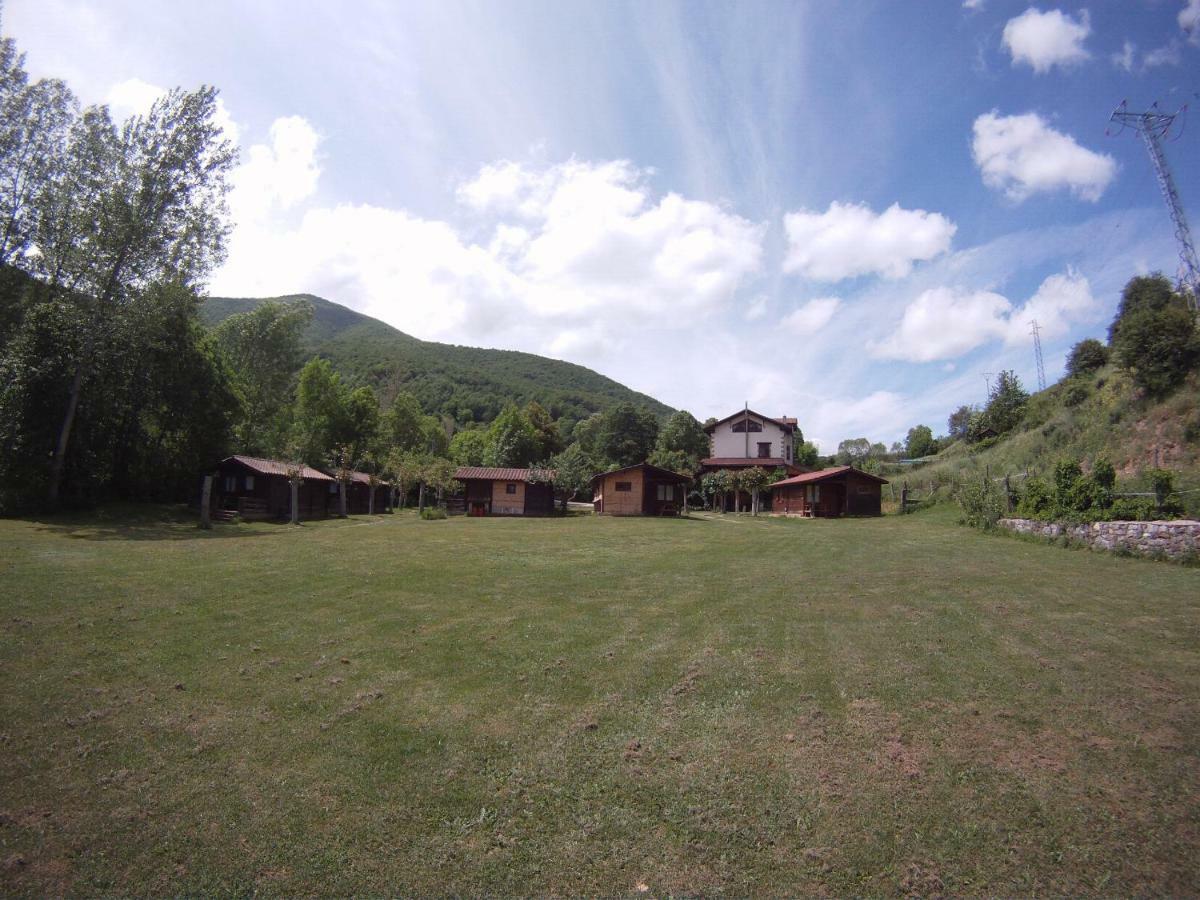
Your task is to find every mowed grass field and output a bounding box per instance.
[2,507,1198,896]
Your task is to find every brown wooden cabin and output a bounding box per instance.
[769,466,888,518]
[213,455,335,520]
[343,470,390,514]
[452,466,557,516]
[592,463,691,516]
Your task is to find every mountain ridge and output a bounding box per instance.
[201,293,675,429]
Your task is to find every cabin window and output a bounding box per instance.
[244,475,255,490]
[757,442,771,458]
[858,485,872,495]
[615,481,632,492]
[223,475,236,492]
[505,483,517,494]
[329,482,338,494]
[731,420,763,433]
[806,485,820,502]
[656,484,675,501]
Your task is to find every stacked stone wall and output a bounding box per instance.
[998,518,1200,561]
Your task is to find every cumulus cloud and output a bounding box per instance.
[1143,41,1182,68]
[1181,0,1200,45]
[869,269,1097,362]
[1002,7,1091,73]
[214,129,766,352]
[972,111,1116,202]
[782,202,956,282]
[782,297,841,333]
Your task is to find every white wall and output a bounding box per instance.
[710,417,793,460]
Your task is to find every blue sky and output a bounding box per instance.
[7,0,1199,448]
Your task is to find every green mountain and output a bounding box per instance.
[201,293,674,429]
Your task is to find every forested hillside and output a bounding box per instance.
[202,294,673,429]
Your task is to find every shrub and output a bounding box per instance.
[1015,477,1056,520]
[955,477,1006,530]
[1065,338,1109,377]
[1062,380,1090,407]
[420,506,447,520]
[1112,304,1200,397]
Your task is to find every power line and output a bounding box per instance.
[1109,101,1200,311]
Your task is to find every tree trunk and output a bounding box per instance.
[199,475,212,529]
[368,487,375,515]
[290,479,300,525]
[418,481,426,514]
[339,481,348,517]
[48,365,85,507]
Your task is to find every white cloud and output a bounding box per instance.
[1004,267,1097,343]
[963,0,985,10]
[972,111,1116,202]
[214,131,766,351]
[869,269,1098,362]
[1002,7,1091,73]
[1111,40,1135,72]
[782,297,841,333]
[1181,0,1200,45]
[1143,42,1182,67]
[744,294,769,321]
[782,201,956,281]
[870,287,1012,362]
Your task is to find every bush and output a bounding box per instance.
[1015,477,1056,520]
[420,506,447,520]
[1065,338,1109,377]
[955,477,1006,530]
[1062,380,1090,407]
[1112,303,1200,397]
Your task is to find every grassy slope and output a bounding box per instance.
[2,507,1198,895]
[891,367,1200,513]
[201,294,675,425]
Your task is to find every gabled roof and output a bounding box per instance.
[703,408,797,434]
[454,466,555,482]
[769,465,889,488]
[590,462,692,484]
[347,470,389,486]
[222,455,334,482]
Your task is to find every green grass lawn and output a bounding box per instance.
[2,506,1198,895]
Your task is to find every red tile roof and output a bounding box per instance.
[770,466,889,487]
[454,466,555,482]
[701,457,796,469]
[224,455,334,482]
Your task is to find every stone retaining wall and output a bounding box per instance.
[998,517,1200,561]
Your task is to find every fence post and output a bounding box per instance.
[1004,474,1013,514]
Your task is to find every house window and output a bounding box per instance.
[806,485,820,502]
[245,475,255,490]
[731,420,763,433]
[329,482,338,494]
[223,475,236,492]
[505,483,517,494]
[858,485,872,495]
[757,442,771,458]
[656,484,675,501]
[615,481,632,492]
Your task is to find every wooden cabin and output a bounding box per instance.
[453,467,557,516]
[343,470,390,514]
[213,455,335,520]
[770,466,887,517]
[592,463,692,516]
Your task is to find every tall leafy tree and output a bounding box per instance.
[548,443,596,509]
[449,428,488,466]
[212,299,312,455]
[904,425,936,458]
[1108,275,1199,397]
[524,400,562,461]
[381,390,426,453]
[594,402,659,468]
[292,358,349,466]
[484,404,539,467]
[1064,338,1108,378]
[23,86,237,504]
[654,410,709,469]
[983,370,1028,435]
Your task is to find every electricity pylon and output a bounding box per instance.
[1109,101,1200,311]
[1030,320,1046,391]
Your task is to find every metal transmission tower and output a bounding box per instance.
[1029,320,1046,391]
[1109,101,1200,311]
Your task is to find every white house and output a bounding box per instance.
[702,408,800,469]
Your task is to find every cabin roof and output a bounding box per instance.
[222,455,334,482]
[769,465,889,488]
[590,462,692,484]
[454,466,555,482]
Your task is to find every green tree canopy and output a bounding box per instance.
[1064,338,1109,378]
[483,404,540,468]
[904,425,936,458]
[654,410,710,470]
[594,402,659,468]
[449,428,488,467]
[983,370,1028,435]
